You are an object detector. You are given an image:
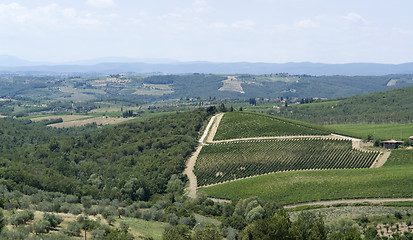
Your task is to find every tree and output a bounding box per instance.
[104,228,134,240]
[43,212,63,228]
[219,104,227,112]
[33,219,51,234]
[291,211,323,240]
[193,224,221,240]
[0,209,5,232]
[81,196,93,209]
[63,221,82,236]
[240,209,292,240]
[162,225,191,240]
[364,225,378,240]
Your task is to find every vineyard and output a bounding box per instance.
[213,112,330,140]
[194,138,379,186]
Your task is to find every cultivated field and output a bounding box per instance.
[213,112,329,140]
[218,76,245,94]
[199,150,413,205]
[195,138,378,186]
[48,116,134,128]
[133,83,174,96]
[30,115,91,122]
[326,123,413,141]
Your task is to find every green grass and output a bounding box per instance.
[326,123,413,140]
[199,150,413,205]
[214,112,329,140]
[382,201,413,207]
[117,217,168,240]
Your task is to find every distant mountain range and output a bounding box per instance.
[1,55,413,76]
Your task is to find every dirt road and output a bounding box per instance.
[184,112,391,200]
[184,114,222,198]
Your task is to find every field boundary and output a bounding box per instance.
[186,112,389,200]
[184,114,222,198]
[284,198,413,209]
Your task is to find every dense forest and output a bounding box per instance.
[0,107,216,201]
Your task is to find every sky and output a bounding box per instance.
[1,0,413,64]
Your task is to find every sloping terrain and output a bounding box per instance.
[277,85,413,125]
[199,149,413,204]
[191,112,380,190]
[213,112,330,140]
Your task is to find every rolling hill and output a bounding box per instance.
[276,85,413,125]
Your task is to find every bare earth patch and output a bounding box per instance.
[49,117,134,128]
[30,115,90,122]
[219,76,245,94]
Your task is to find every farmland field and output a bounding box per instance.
[326,123,413,141]
[213,112,330,140]
[117,217,168,240]
[48,116,135,128]
[195,138,378,186]
[30,114,91,122]
[199,150,413,205]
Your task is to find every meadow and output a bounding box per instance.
[199,150,413,205]
[326,123,413,141]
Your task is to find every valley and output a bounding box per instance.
[0,72,412,239]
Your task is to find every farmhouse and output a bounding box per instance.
[382,139,404,149]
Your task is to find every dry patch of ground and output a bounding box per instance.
[49,116,134,128]
[30,115,90,122]
[133,84,174,96]
[219,76,245,94]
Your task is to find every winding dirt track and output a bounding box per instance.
[183,114,223,198]
[184,112,392,202]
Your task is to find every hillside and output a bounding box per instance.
[195,138,378,186]
[2,58,413,75]
[191,111,380,190]
[199,149,413,204]
[213,112,329,140]
[1,74,413,104]
[275,85,413,125]
[0,108,214,200]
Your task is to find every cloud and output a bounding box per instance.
[62,8,77,18]
[392,27,413,37]
[343,12,367,24]
[294,19,318,28]
[192,0,210,13]
[231,20,254,28]
[210,20,254,29]
[87,0,115,8]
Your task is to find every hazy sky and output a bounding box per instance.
[1,0,413,63]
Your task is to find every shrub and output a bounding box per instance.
[63,221,82,236]
[33,219,51,234]
[68,205,83,215]
[10,210,34,226]
[167,213,179,226]
[59,203,71,213]
[36,201,54,212]
[81,196,93,209]
[43,213,63,228]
